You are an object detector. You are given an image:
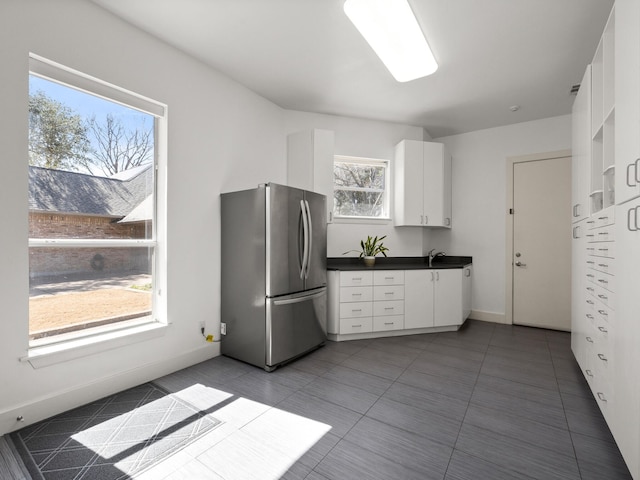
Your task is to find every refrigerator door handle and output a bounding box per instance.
[272,287,327,306]
[300,200,310,279]
[304,200,312,280]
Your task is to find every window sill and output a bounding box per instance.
[21,320,168,369]
[333,216,392,225]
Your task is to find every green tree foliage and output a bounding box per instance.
[28,91,90,170]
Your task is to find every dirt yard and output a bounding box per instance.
[29,288,152,335]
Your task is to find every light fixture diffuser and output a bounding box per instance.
[344,0,438,82]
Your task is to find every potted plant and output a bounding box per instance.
[344,235,389,266]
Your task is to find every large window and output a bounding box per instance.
[28,54,166,345]
[333,155,389,219]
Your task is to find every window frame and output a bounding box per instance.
[26,53,167,356]
[333,155,391,222]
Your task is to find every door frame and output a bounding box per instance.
[505,149,571,325]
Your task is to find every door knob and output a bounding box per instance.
[515,261,527,267]
[515,252,521,257]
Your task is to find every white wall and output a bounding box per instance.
[0,0,285,435]
[284,110,428,257]
[427,115,572,321]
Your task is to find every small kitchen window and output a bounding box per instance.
[333,155,390,220]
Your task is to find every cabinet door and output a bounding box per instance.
[394,140,424,226]
[612,199,640,476]
[571,220,587,370]
[287,129,335,222]
[423,142,445,226]
[404,270,434,329]
[572,67,591,223]
[615,0,640,204]
[434,269,463,326]
[462,266,472,321]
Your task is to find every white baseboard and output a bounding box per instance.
[0,343,219,436]
[469,310,509,324]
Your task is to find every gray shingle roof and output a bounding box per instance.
[28,165,153,218]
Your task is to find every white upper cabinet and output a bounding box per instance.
[572,65,591,223]
[590,9,615,214]
[394,140,452,227]
[615,0,640,204]
[287,129,335,222]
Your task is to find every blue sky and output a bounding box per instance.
[29,75,153,132]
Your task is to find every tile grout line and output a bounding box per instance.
[440,322,495,479]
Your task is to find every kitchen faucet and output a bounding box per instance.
[428,248,446,267]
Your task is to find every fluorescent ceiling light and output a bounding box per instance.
[344,0,438,82]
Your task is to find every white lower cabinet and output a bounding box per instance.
[328,266,471,340]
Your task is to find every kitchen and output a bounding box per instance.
[0,0,635,479]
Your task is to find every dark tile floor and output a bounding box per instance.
[153,319,632,480]
[3,320,632,479]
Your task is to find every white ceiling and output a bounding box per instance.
[90,0,614,138]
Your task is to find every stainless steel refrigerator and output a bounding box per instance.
[221,183,327,371]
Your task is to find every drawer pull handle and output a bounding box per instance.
[586,300,594,305]
[586,314,594,319]
[352,293,362,296]
[384,322,394,325]
[587,220,595,224]
[598,248,608,252]
[352,277,362,281]
[586,261,595,264]
[586,369,594,377]
[384,292,394,295]
[598,310,608,316]
[598,294,608,300]
[598,216,608,220]
[586,274,594,278]
[597,279,608,284]
[384,276,394,280]
[352,309,362,312]
[586,337,594,343]
[598,232,607,236]
[598,326,608,333]
[598,353,608,362]
[598,264,608,267]
[587,287,594,292]
[384,307,394,311]
[352,324,362,328]
[597,392,607,402]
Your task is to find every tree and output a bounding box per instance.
[83,114,153,176]
[28,91,90,170]
[334,162,385,217]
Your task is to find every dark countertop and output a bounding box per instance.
[327,256,472,271]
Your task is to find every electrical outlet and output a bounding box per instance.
[221,323,227,335]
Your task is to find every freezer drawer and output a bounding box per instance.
[266,287,327,369]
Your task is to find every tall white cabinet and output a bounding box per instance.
[572,3,640,478]
[287,129,335,223]
[394,140,452,227]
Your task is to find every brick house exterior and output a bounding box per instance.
[28,165,153,279]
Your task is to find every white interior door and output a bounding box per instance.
[513,156,572,330]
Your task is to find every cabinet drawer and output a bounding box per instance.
[589,242,616,258]
[373,285,405,301]
[594,210,615,227]
[594,271,615,292]
[340,286,373,303]
[588,225,615,242]
[592,259,613,274]
[373,315,404,332]
[340,302,373,318]
[373,300,405,317]
[340,271,373,287]
[339,316,373,335]
[373,270,404,285]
